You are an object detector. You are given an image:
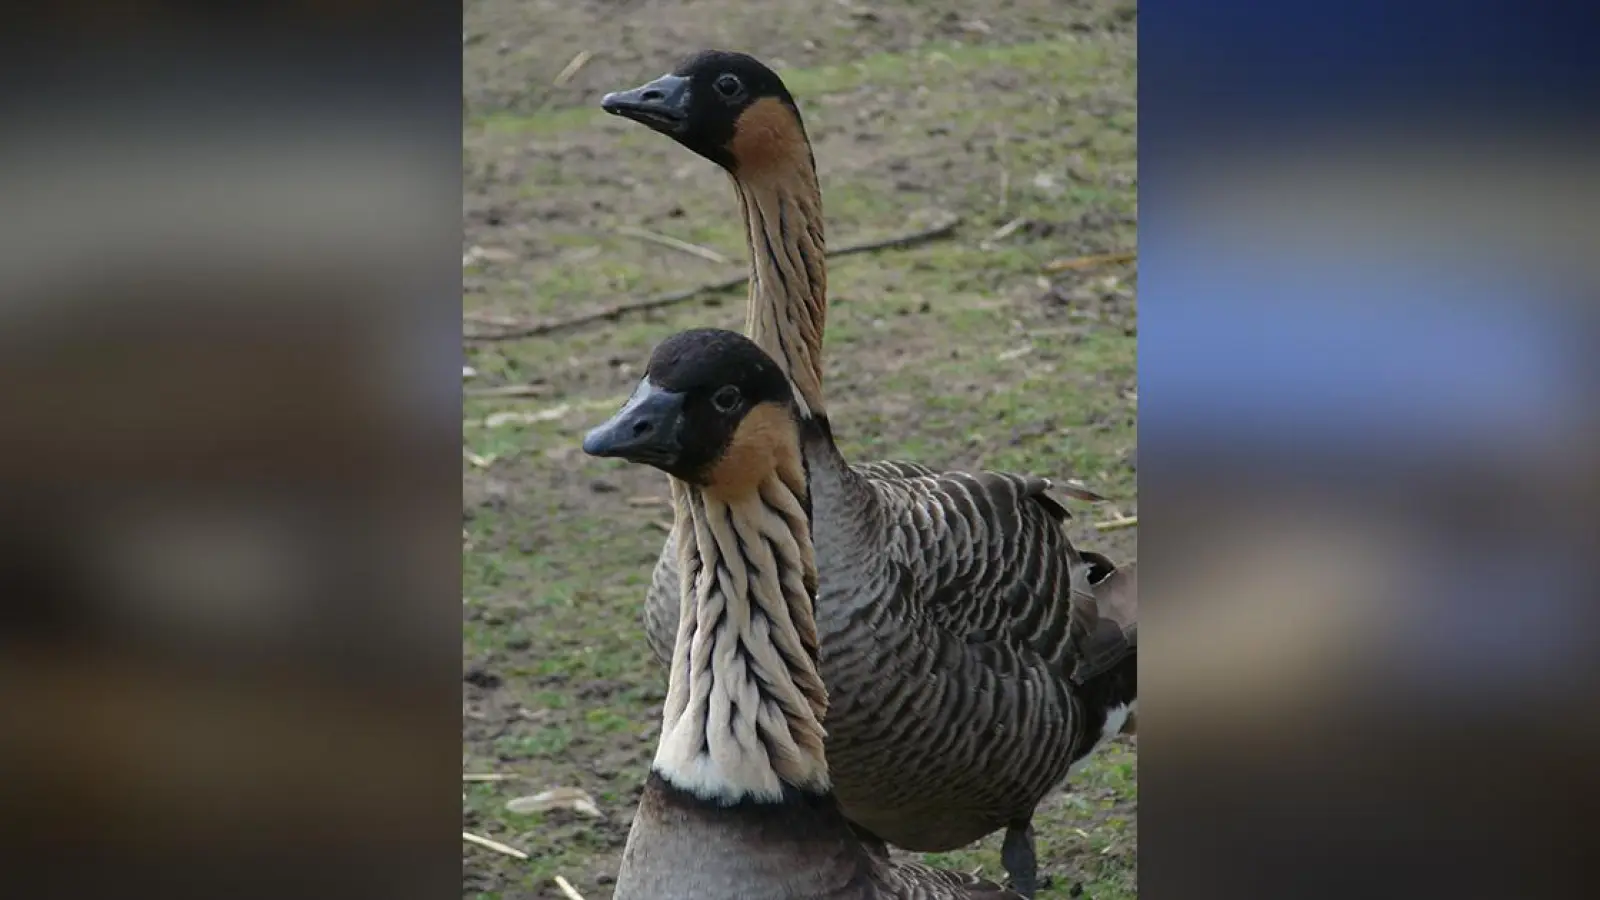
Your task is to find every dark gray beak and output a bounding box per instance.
[582,380,687,466]
[600,73,691,135]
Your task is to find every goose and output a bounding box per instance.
[582,327,1027,899]
[599,51,1137,897]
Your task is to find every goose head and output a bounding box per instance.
[583,328,801,497]
[601,50,811,176]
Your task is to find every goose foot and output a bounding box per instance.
[1001,820,1038,898]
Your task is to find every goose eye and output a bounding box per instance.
[711,385,742,412]
[713,74,744,100]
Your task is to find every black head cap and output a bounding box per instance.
[600,50,806,171]
[645,327,791,398]
[582,329,795,485]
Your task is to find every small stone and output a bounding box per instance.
[463,665,500,689]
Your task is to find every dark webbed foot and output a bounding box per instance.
[1001,819,1038,898]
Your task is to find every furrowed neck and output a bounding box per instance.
[732,162,828,420]
[652,469,830,804]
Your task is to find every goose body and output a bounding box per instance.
[653,429,1134,856]
[617,775,1021,900]
[602,52,1136,895]
[584,329,1024,900]
[802,433,1135,854]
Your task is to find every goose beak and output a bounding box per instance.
[600,74,691,135]
[582,380,687,467]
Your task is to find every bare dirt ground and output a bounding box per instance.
[463,1,1137,896]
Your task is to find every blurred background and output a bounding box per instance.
[1140,1,1600,898]
[463,1,1138,898]
[0,8,462,900]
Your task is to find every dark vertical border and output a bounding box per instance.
[0,4,464,899]
[1141,2,1600,898]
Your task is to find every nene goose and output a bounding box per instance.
[583,328,1024,900]
[600,52,1137,896]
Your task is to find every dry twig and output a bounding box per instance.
[506,787,603,819]
[1043,250,1137,273]
[616,225,732,265]
[980,217,1026,250]
[554,51,593,87]
[1093,515,1139,531]
[483,404,570,428]
[465,384,549,399]
[464,216,963,342]
[554,875,588,900]
[462,830,528,860]
[464,311,525,327]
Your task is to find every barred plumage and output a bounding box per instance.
[603,51,1137,896]
[641,431,1134,858]
[589,330,1022,899]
